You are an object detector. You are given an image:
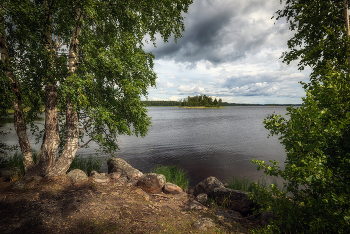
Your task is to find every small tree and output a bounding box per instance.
[251,1,350,233]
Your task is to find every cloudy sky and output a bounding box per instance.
[143,0,311,104]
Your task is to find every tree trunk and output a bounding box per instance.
[47,8,82,176]
[344,0,350,70]
[0,6,34,171]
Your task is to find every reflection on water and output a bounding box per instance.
[0,106,288,186]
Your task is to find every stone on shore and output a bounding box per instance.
[107,158,143,180]
[193,176,225,196]
[137,173,166,194]
[91,171,110,183]
[189,200,208,210]
[66,169,88,183]
[212,187,254,216]
[163,182,183,194]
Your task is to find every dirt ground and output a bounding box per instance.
[0,176,259,234]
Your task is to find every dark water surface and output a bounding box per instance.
[0,106,288,186]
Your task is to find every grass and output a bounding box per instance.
[151,165,190,190]
[68,154,101,176]
[227,176,281,193]
[0,151,38,176]
[0,151,100,176]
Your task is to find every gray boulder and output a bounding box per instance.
[193,176,225,196]
[107,158,143,180]
[189,200,208,210]
[212,187,255,216]
[163,182,183,194]
[67,169,88,183]
[137,173,166,194]
[91,171,110,183]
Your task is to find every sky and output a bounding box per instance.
[142,0,312,104]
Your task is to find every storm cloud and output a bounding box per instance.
[143,0,311,104]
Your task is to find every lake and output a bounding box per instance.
[0,106,288,186]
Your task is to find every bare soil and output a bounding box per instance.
[0,176,258,234]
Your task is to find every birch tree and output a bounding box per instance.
[0,0,193,177]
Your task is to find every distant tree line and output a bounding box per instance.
[141,100,302,107]
[180,95,222,107]
[141,101,181,106]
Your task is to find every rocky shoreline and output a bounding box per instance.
[0,158,271,233]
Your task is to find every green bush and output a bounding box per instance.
[151,165,190,190]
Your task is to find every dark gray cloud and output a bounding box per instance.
[147,0,288,66]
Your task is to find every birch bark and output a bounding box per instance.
[0,5,34,171]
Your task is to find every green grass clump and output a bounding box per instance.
[68,154,101,176]
[151,165,190,190]
[227,176,282,194]
[0,151,38,176]
[0,152,100,176]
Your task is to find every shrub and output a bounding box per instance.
[151,165,190,190]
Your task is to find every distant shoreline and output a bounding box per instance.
[179,106,225,109]
[141,100,302,107]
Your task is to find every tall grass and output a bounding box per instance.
[0,152,100,176]
[227,176,280,193]
[0,151,38,176]
[151,165,190,190]
[68,155,101,175]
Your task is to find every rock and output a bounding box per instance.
[196,193,208,204]
[90,171,99,177]
[116,176,128,185]
[212,187,255,216]
[192,217,215,231]
[127,179,138,187]
[189,200,208,210]
[0,167,21,181]
[173,192,188,199]
[13,180,26,189]
[107,158,143,180]
[109,172,121,180]
[193,176,225,196]
[260,211,274,226]
[137,173,166,194]
[163,182,183,194]
[214,209,239,222]
[91,171,110,183]
[66,169,88,183]
[135,188,150,201]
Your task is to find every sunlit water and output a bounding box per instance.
[0,106,288,186]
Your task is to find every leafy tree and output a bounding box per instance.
[0,0,193,177]
[251,0,350,233]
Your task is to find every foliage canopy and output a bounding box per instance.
[0,0,193,176]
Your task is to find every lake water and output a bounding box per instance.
[0,106,288,186]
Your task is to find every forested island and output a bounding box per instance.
[142,95,222,107]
